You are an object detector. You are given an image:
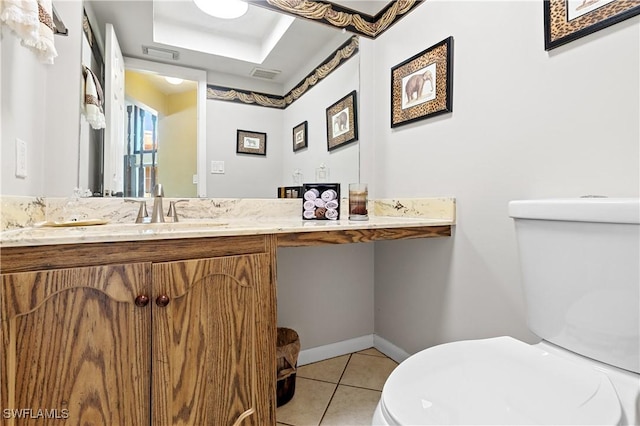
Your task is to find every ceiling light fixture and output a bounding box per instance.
[193,0,248,19]
[165,77,183,85]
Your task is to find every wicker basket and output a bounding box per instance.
[276,327,300,407]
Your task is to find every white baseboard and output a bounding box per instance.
[298,335,375,366]
[373,335,411,364]
[297,334,412,366]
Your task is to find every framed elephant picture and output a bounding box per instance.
[391,36,453,128]
[544,0,640,50]
[326,90,358,151]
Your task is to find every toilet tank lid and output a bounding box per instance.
[509,198,639,224]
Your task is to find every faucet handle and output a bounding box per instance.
[125,199,148,223]
[167,199,189,222]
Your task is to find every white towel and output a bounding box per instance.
[0,0,39,43]
[32,0,57,64]
[83,65,106,129]
[0,0,57,63]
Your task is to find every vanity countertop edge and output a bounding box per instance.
[0,197,456,248]
[0,216,453,248]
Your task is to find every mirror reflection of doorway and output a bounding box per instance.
[124,103,158,197]
[123,69,199,197]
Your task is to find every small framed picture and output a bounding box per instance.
[326,90,358,151]
[391,36,453,128]
[544,0,640,50]
[293,121,308,152]
[236,129,266,156]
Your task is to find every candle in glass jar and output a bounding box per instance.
[349,183,369,221]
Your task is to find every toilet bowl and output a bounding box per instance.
[372,336,639,425]
[372,198,640,425]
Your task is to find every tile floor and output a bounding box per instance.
[276,348,398,426]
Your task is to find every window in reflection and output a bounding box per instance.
[124,103,158,197]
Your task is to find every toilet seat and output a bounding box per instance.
[378,337,622,425]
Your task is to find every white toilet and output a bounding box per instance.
[373,198,640,425]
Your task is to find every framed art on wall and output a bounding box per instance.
[236,130,267,156]
[391,36,453,128]
[544,0,640,50]
[326,90,358,151]
[293,121,308,152]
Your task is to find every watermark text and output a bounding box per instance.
[2,408,69,420]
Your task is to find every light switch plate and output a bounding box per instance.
[211,161,225,174]
[15,138,27,178]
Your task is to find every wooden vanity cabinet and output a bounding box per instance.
[0,235,277,426]
[0,263,152,425]
[152,252,275,425]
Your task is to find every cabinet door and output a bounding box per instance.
[152,253,276,426]
[0,264,151,425]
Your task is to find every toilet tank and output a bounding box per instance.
[509,198,640,373]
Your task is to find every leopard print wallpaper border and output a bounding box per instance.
[206,36,359,109]
[544,0,640,50]
[247,0,423,39]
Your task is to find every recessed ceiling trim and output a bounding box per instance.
[246,0,423,39]
[207,36,359,109]
[153,0,295,65]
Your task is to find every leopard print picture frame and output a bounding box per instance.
[391,37,454,128]
[326,91,358,151]
[544,0,640,50]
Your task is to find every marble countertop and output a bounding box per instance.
[0,215,453,247]
[0,196,456,247]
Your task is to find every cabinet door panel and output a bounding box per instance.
[152,254,275,426]
[1,264,151,426]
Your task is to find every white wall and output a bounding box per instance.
[1,1,84,197]
[368,1,640,354]
[1,31,47,195]
[277,244,375,350]
[281,54,360,189]
[206,101,283,198]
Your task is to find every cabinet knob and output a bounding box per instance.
[156,295,170,307]
[134,295,150,307]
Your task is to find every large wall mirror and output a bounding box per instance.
[84,0,359,199]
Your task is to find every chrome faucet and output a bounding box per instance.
[150,184,165,223]
[127,184,185,224]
